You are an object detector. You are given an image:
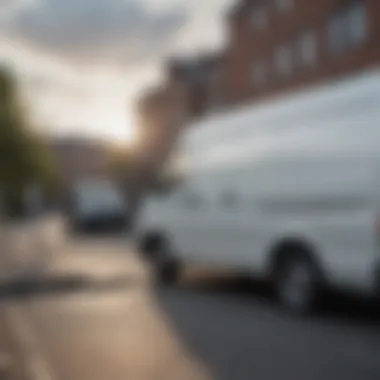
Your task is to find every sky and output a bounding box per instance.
[0,0,235,142]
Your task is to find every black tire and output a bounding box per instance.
[274,251,322,315]
[139,233,164,262]
[141,233,181,285]
[66,218,81,236]
[154,256,181,285]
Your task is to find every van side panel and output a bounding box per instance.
[138,70,380,295]
[242,159,378,292]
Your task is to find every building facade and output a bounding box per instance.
[224,0,380,104]
[50,137,111,190]
[135,0,380,181]
[166,55,224,121]
[135,56,223,174]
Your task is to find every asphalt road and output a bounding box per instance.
[1,218,380,380]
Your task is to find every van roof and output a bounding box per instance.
[185,68,380,147]
[181,68,380,172]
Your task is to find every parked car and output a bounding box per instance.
[136,69,380,314]
[66,180,129,233]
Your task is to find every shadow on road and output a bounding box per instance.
[153,273,380,380]
[0,274,137,300]
[156,273,380,325]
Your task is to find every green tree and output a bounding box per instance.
[0,66,58,214]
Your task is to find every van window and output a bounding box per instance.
[219,190,239,209]
[150,168,185,198]
[183,191,202,209]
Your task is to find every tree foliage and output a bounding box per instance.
[0,66,58,214]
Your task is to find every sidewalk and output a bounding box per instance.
[0,222,34,380]
[0,219,52,282]
[0,309,29,380]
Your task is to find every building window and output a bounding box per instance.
[250,6,267,30]
[207,70,224,112]
[347,1,368,46]
[298,31,317,67]
[328,12,346,54]
[328,1,368,54]
[251,60,267,86]
[275,0,293,12]
[275,44,293,77]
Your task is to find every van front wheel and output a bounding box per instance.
[143,235,181,285]
[275,253,321,315]
[155,256,181,285]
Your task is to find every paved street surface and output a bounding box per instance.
[1,216,380,380]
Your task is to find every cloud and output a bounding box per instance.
[0,0,237,141]
[172,0,235,56]
[1,0,187,64]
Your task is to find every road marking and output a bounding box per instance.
[4,304,55,380]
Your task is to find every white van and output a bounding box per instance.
[136,70,380,313]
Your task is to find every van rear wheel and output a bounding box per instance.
[275,252,321,315]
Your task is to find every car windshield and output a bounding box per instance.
[76,183,123,209]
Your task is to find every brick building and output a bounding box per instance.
[135,56,223,174]
[141,0,380,129]
[136,79,189,157]
[135,0,380,179]
[224,0,380,104]
[50,137,111,190]
[167,55,225,119]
